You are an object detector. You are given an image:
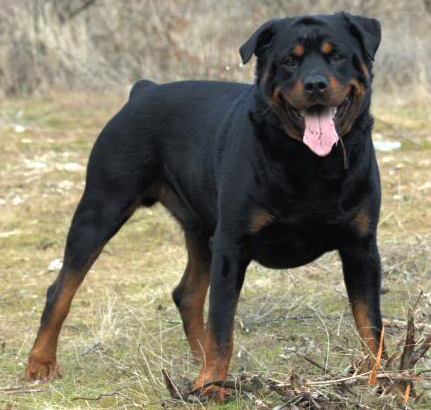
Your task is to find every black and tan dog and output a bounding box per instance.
[26,12,382,401]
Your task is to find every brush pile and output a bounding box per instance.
[162,293,431,408]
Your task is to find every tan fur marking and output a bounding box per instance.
[272,85,283,101]
[283,79,305,108]
[327,75,350,103]
[353,209,370,236]
[360,63,369,79]
[350,78,366,97]
[352,301,378,354]
[328,75,340,89]
[193,327,233,401]
[250,209,273,234]
[335,78,366,136]
[179,234,210,360]
[293,44,304,57]
[26,276,83,379]
[193,287,242,400]
[146,180,186,217]
[321,42,333,54]
[272,81,304,141]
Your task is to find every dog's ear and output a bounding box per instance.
[341,12,381,62]
[239,19,281,64]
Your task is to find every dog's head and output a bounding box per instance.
[240,13,381,156]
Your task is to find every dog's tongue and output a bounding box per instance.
[302,108,338,156]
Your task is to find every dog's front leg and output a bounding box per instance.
[339,237,385,366]
[192,230,249,402]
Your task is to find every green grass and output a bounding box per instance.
[0,93,430,409]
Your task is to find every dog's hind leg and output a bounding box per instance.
[172,233,211,361]
[26,117,155,380]
[25,189,144,380]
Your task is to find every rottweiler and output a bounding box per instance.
[26,12,382,402]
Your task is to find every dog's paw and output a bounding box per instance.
[25,356,62,381]
[191,384,234,403]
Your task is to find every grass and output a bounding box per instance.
[0,92,430,409]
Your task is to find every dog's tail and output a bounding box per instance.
[128,79,157,100]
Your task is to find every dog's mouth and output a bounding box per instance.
[287,89,353,157]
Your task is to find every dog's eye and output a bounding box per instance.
[331,52,344,62]
[283,57,297,67]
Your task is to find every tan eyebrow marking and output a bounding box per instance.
[321,41,333,54]
[292,44,304,57]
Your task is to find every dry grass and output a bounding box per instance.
[1,2,430,408]
[0,93,430,409]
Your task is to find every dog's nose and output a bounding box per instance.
[303,75,328,94]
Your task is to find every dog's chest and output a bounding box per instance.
[251,212,343,269]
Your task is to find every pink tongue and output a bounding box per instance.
[302,108,339,156]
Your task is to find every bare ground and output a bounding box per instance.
[0,92,430,409]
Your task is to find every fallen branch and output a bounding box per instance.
[71,391,131,402]
[301,354,328,374]
[369,326,385,385]
[161,368,184,400]
[0,386,47,394]
[400,305,417,371]
[308,372,424,386]
[411,334,431,367]
[403,381,411,403]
